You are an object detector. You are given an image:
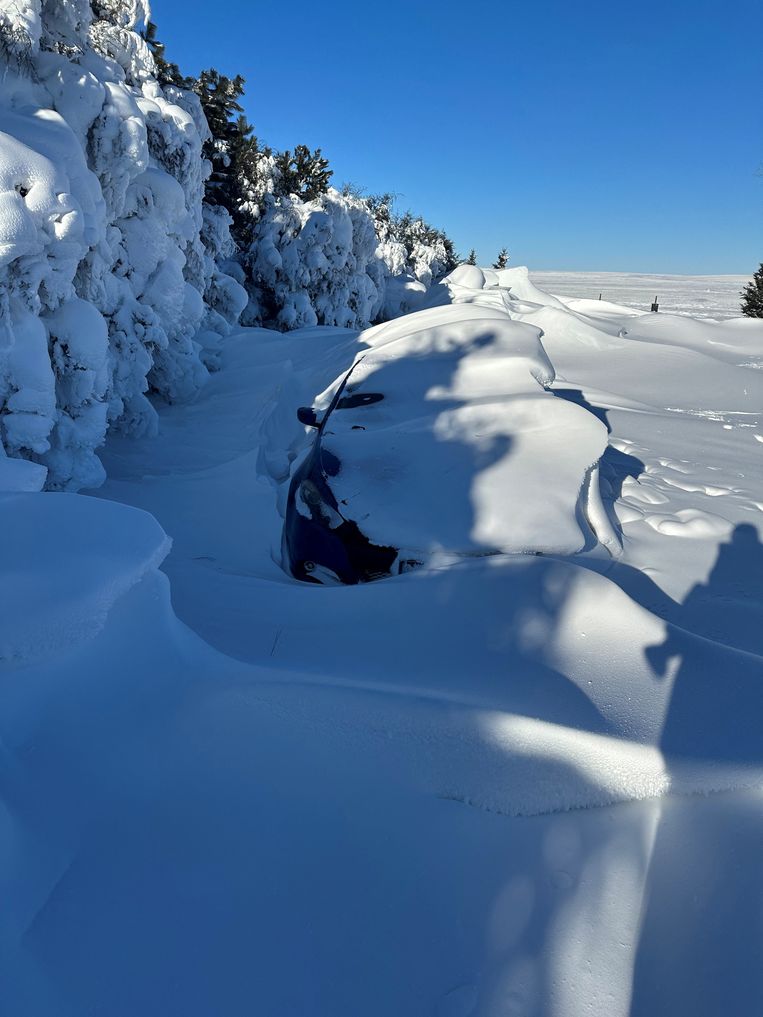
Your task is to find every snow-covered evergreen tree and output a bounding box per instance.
[0,0,245,490]
[493,248,509,269]
[242,188,383,330]
[741,265,763,318]
[193,68,246,212]
[0,1,472,488]
[273,144,332,202]
[140,19,188,88]
[366,194,459,287]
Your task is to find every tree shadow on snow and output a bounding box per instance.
[321,331,514,556]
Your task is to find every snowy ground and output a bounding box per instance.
[2,269,762,1016]
[531,270,750,319]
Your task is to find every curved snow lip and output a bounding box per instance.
[0,492,171,664]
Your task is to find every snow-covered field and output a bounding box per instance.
[2,268,763,1016]
[532,270,750,320]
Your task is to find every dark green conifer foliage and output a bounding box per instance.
[466,249,477,265]
[493,248,509,269]
[274,145,332,201]
[741,264,763,318]
[140,21,190,87]
[441,236,459,273]
[193,69,247,210]
[228,116,272,246]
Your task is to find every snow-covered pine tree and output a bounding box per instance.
[493,248,509,269]
[466,249,477,265]
[228,117,278,247]
[365,192,396,243]
[194,69,246,211]
[0,0,245,490]
[140,20,189,88]
[0,5,35,70]
[367,196,459,286]
[273,145,332,201]
[741,265,763,318]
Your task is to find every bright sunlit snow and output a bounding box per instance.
[2,264,762,1017]
[1,5,761,1015]
[531,271,750,320]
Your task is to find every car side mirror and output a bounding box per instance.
[297,406,321,428]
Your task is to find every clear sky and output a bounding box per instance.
[152,0,760,273]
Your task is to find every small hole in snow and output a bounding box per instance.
[15,183,29,198]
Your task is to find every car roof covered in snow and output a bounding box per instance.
[314,298,610,557]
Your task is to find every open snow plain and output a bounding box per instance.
[2,268,762,1016]
[532,271,750,320]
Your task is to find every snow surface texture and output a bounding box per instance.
[3,269,762,1016]
[0,1,246,490]
[532,270,751,320]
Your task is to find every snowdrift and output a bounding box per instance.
[304,302,611,558]
[2,264,763,1017]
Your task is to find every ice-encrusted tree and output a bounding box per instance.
[741,265,763,318]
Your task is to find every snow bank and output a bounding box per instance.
[619,312,763,365]
[0,1,246,490]
[3,276,763,1016]
[0,490,170,661]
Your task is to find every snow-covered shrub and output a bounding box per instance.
[368,194,459,289]
[239,178,464,330]
[0,0,245,489]
[243,187,383,330]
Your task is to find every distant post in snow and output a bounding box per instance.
[598,292,602,300]
[650,296,659,312]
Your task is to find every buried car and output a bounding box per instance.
[282,360,398,585]
[281,302,617,585]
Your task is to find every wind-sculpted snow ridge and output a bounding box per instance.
[0,0,246,491]
[3,272,763,1015]
[0,490,170,661]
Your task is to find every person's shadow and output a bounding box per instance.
[629,523,763,1017]
[646,522,763,764]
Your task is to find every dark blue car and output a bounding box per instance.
[281,361,398,585]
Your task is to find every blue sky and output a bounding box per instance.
[153,0,760,273]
